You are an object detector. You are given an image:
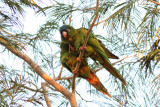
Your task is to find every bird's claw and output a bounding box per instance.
[72,69,78,75]
[76,57,81,62]
[79,46,87,51]
[69,43,75,53]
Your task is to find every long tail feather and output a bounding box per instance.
[86,73,112,98]
[99,40,119,59]
[101,56,127,85]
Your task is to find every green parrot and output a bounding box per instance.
[59,25,126,85]
[60,42,112,98]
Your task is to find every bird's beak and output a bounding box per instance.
[62,31,68,39]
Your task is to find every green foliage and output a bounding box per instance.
[0,65,45,106]
[0,0,160,106]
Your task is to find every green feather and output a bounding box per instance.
[60,42,111,97]
[59,25,126,85]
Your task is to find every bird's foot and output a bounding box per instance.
[69,43,75,53]
[79,46,87,51]
[72,69,79,75]
[76,57,81,62]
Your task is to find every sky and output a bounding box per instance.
[19,6,122,107]
[20,1,160,106]
[1,0,160,106]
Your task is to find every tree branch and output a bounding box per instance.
[71,74,77,94]
[112,54,136,65]
[149,0,160,5]
[76,91,92,102]
[58,66,63,78]
[94,19,106,26]
[73,0,99,73]
[0,37,77,107]
[30,0,37,4]
[72,0,99,96]
[93,54,137,73]
[42,82,51,107]
[0,18,6,23]
[83,7,96,11]
[11,80,44,93]
[69,15,72,25]
[55,76,73,81]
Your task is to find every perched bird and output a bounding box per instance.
[59,25,126,85]
[60,42,112,98]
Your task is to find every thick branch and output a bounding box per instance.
[7,48,71,98]
[0,38,78,106]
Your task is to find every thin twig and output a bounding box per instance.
[55,76,73,81]
[0,36,78,106]
[52,53,57,78]
[73,0,99,73]
[0,29,26,49]
[94,19,106,26]
[71,74,77,94]
[1,83,16,93]
[75,91,92,102]
[0,28,14,36]
[72,0,99,94]
[69,2,73,25]
[58,66,63,78]
[42,82,51,107]
[27,81,39,89]
[112,54,137,65]
[93,54,137,73]
[149,0,160,5]
[84,7,96,11]
[18,83,43,93]
[0,18,6,23]
[30,0,37,4]
[69,15,72,25]
[93,66,104,73]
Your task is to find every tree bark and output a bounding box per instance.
[69,93,78,107]
[0,41,77,106]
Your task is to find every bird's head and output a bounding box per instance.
[59,25,74,40]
